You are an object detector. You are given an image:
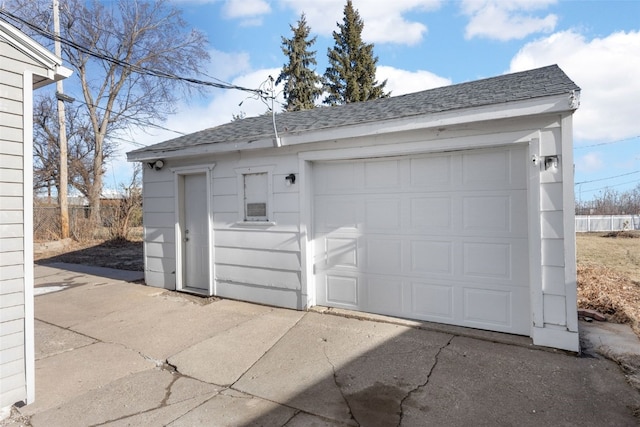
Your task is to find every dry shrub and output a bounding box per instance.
[577,263,640,335]
[71,218,99,242]
[602,230,640,239]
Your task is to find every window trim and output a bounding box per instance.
[235,166,275,225]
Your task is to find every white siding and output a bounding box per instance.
[1,32,56,408]
[0,39,27,408]
[142,167,176,289]
[211,152,302,308]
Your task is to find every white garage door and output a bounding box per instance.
[313,145,530,335]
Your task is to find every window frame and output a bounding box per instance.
[235,166,275,225]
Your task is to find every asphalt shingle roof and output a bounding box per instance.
[129,64,579,156]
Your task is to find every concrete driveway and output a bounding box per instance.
[4,263,640,426]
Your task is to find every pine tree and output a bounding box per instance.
[324,0,388,105]
[276,13,322,111]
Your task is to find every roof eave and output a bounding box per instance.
[127,90,580,162]
[0,20,73,87]
[126,135,277,162]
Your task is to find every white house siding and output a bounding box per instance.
[142,167,176,288]
[211,151,302,308]
[0,38,49,409]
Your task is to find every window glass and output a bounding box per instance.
[244,172,268,221]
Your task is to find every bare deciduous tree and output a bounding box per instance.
[10,0,209,222]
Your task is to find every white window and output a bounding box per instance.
[236,166,274,223]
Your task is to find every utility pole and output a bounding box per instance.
[53,0,69,239]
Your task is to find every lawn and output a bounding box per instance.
[576,232,640,335]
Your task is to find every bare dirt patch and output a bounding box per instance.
[35,238,143,271]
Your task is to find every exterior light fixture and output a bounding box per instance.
[147,160,164,171]
[285,173,296,186]
[544,155,559,170]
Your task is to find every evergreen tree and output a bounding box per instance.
[276,13,322,111]
[324,0,388,105]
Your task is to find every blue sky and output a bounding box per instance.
[105,0,640,202]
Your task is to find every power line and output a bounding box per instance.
[0,8,266,96]
[578,178,640,194]
[574,135,640,150]
[575,170,640,186]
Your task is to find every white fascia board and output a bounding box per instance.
[127,92,578,161]
[126,137,276,162]
[0,20,72,88]
[0,20,61,68]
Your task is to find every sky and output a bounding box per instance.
[98,0,640,203]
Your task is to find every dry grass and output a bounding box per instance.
[576,231,640,335]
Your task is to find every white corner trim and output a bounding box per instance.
[528,137,543,331]
[532,326,579,352]
[23,71,35,404]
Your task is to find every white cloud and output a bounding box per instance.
[462,0,557,41]
[207,49,251,81]
[575,152,604,173]
[222,0,270,18]
[378,66,451,96]
[278,0,441,45]
[509,30,640,142]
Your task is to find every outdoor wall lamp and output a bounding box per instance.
[285,173,296,186]
[531,155,559,171]
[544,155,559,171]
[147,159,164,171]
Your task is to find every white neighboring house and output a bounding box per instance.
[0,20,71,414]
[128,65,581,352]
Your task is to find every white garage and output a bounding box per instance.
[314,146,530,334]
[128,65,581,351]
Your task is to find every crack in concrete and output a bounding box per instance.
[88,372,223,427]
[322,347,360,427]
[230,312,308,389]
[397,335,454,427]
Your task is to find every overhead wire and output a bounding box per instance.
[575,170,640,186]
[577,178,640,194]
[0,8,266,96]
[574,135,640,150]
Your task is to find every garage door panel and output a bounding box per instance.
[409,155,452,188]
[463,288,512,327]
[325,274,359,306]
[462,150,510,185]
[368,277,403,314]
[462,238,528,284]
[411,282,454,319]
[365,198,401,229]
[315,162,360,193]
[365,238,402,274]
[314,145,530,336]
[409,196,452,230]
[315,196,361,231]
[364,159,401,189]
[462,191,528,235]
[325,237,358,269]
[410,240,453,275]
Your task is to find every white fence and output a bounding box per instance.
[575,215,640,232]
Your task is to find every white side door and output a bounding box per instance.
[183,173,210,292]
